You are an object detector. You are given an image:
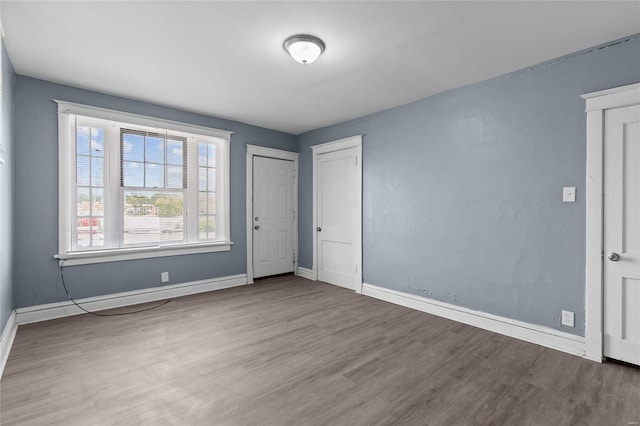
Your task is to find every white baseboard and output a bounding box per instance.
[296,267,315,281]
[0,310,18,380]
[16,274,248,325]
[362,283,586,359]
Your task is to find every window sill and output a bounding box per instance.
[56,241,233,266]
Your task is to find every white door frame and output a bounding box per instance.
[246,145,299,284]
[311,135,363,293]
[582,82,640,362]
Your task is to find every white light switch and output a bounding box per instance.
[563,187,576,203]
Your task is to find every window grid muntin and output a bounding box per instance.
[198,142,216,240]
[120,128,187,190]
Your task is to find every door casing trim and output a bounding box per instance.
[311,135,363,292]
[581,82,640,362]
[246,145,299,284]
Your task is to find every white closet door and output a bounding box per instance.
[316,147,359,290]
[604,104,640,365]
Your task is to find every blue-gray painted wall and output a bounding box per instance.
[0,42,15,332]
[298,35,640,336]
[13,76,297,308]
[9,35,640,338]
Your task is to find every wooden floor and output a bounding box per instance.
[1,275,639,425]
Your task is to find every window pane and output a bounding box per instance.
[123,191,183,245]
[92,217,105,247]
[122,133,144,162]
[199,192,207,215]
[198,143,207,166]
[145,163,164,188]
[77,126,90,155]
[167,140,183,165]
[76,217,91,248]
[197,216,215,239]
[76,216,103,248]
[160,218,183,242]
[208,215,216,236]
[208,193,216,215]
[124,192,157,244]
[208,168,216,191]
[91,157,103,187]
[91,128,104,157]
[199,167,207,191]
[156,193,183,219]
[199,215,216,240]
[91,188,104,216]
[145,136,164,164]
[77,187,90,216]
[167,165,183,189]
[123,161,144,187]
[77,156,90,186]
[207,144,216,167]
[199,216,208,240]
[158,192,184,242]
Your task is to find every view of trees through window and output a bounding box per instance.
[61,102,230,258]
[73,122,220,249]
[123,191,184,245]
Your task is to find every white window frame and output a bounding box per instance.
[56,100,233,266]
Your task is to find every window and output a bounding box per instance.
[57,101,232,265]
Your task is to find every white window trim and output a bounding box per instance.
[55,100,233,266]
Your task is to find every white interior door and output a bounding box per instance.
[604,104,640,365]
[317,147,359,290]
[252,156,294,278]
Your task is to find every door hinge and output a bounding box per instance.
[293,253,296,264]
[355,156,358,166]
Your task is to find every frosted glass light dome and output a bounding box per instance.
[283,34,325,65]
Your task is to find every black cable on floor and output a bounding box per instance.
[59,260,170,316]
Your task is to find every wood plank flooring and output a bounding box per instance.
[1,275,639,425]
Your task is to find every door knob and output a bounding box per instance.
[607,252,620,261]
[317,227,322,232]
[254,225,260,230]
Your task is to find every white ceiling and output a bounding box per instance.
[2,1,639,135]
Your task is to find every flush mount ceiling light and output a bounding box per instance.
[283,34,325,65]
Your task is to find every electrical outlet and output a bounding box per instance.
[161,272,169,283]
[561,310,575,327]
